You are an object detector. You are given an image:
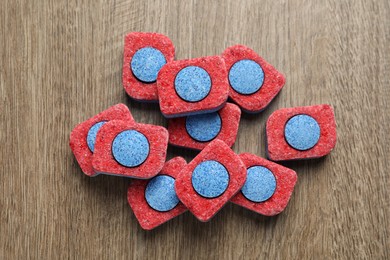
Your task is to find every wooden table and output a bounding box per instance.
[1,0,389,259]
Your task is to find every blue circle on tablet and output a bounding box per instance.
[87,121,106,152]
[145,175,179,212]
[185,112,222,142]
[229,59,264,95]
[112,130,149,167]
[130,47,166,83]
[191,160,229,198]
[284,114,321,151]
[241,166,276,202]
[174,66,212,102]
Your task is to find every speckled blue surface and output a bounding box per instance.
[241,166,276,202]
[191,160,229,198]
[185,112,222,142]
[228,59,264,95]
[87,121,106,152]
[130,47,166,83]
[145,175,179,212]
[112,130,150,167]
[284,114,321,151]
[174,66,211,102]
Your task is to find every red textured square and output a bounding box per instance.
[222,45,285,113]
[157,56,229,117]
[230,153,297,216]
[69,104,134,177]
[122,32,175,101]
[175,139,247,222]
[127,157,188,230]
[92,120,169,178]
[168,103,241,150]
[266,104,337,161]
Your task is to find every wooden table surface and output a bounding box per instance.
[1,0,389,259]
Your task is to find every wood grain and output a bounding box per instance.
[1,0,389,259]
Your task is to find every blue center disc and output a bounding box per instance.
[228,59,264,95]
[130,47,166,83]
[112,130,150,167]
[191,160,229,198]
[284,114,321,151]
[145,175,179,212]
[241,166,277,203]
[174,66,212,102]
[185,112,222,142]
[87,121,106,152]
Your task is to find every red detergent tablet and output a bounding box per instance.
[122,32,175,102]
[168,103,241,150]
[92,120,168,178]
[266,104,337,161]
[175,139,246,222]
[157,56,229,118]
[222,45,285,113]
[69,104,134,177]
[127,157,188,230]
[230,153,297,216]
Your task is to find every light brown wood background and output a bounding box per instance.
[1,0,389,259]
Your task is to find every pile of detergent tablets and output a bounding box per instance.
[70,32,337,230]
